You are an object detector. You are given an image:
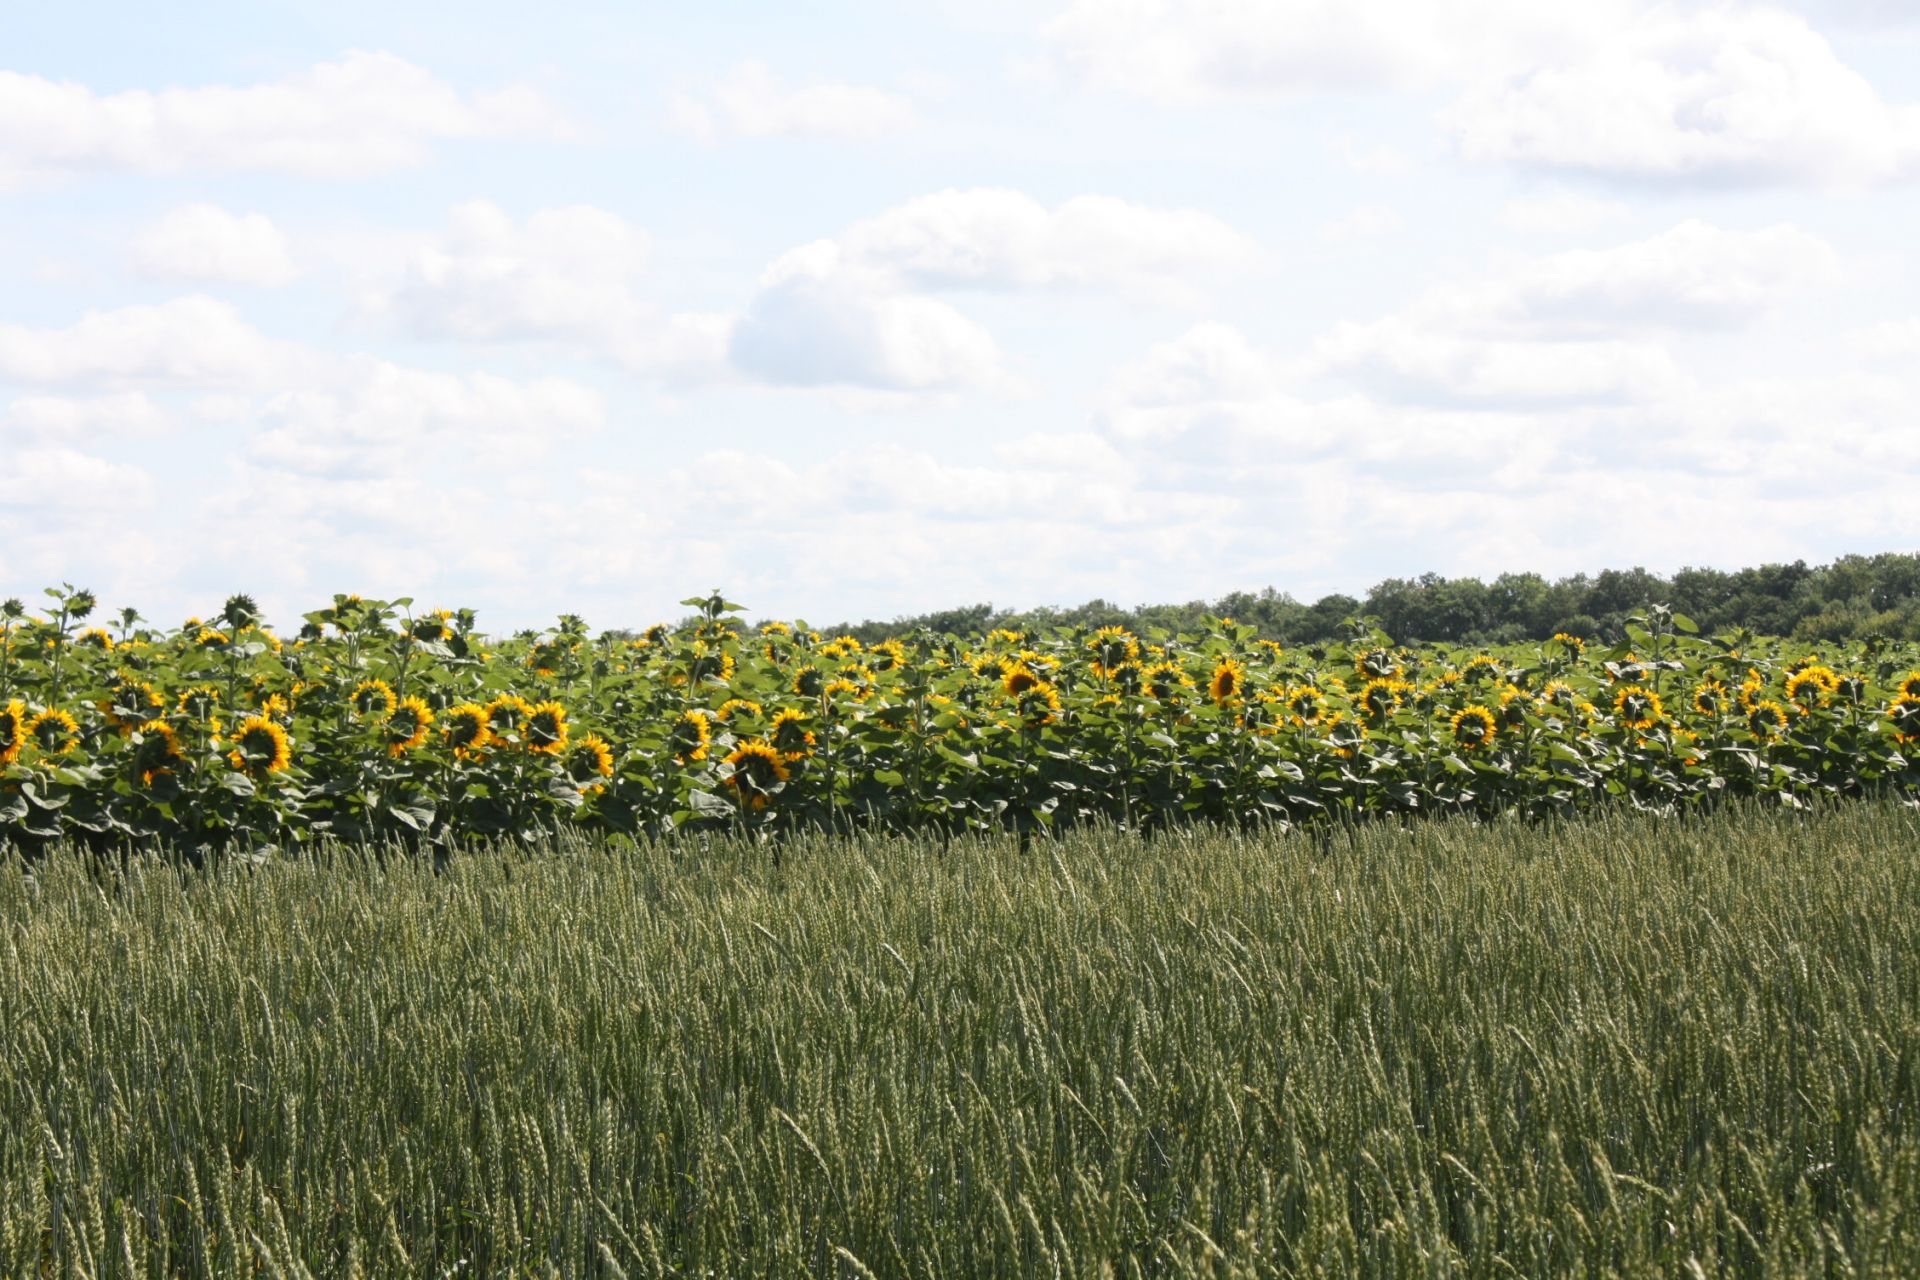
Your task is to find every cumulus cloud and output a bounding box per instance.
[1043,0,1622,102]
[1496,190,1633,236]
[0,51,571,186]
[0,295,322,388]
[130,204,299,286]
[1047,2,1920,189]
[3,391,175,441]
[668,61,917,141]
[722,188,1256,392]
[729,244,1008,391]
[370,200,653,341]
[1444,7,1920,187]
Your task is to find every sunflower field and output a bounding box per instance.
[3,585,1918,853]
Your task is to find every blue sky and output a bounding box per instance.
[3,0,1918,631]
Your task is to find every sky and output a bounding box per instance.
[3,0,1918,632]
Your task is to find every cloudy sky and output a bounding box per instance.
[4,1,1918,630]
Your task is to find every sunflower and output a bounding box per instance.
[1450,705,1497,751]
[441,703,493,759]
[1783,669,1833,712]
[716,698,763,721]
[352,679,398,722]
[1208,658,1246,706]
[970,653,1014,683]
[867,638,908,672]
[1888,696,1920,745]
[27,708,79,756]
[1358,677,1409,720]
[134,719,181,785]
[723,739,790,808]
[1747,700,1789,740]
[1899,672,1920,701]
[1540,680,1579,713]
[101,677,164,732]
[1691,680,1728,716]
[1144,661,1194,704]
[385,696,434,757]
[769,708,816,760]
[1087,626,1140,679]
[0,700,23,765]
[817,636,864,661]
[989,628,1025,647]
[486,693,535,732]
[759,620,792,637]
[525,701,569,754]
[793,665,826,698]
[196,629,230,650]
[671,709,712,764]
[77,627,115,651]
[1285,684,1327,726]
[1551,632,1585,655]
[1003,665,1041,697]
[177,686,221,720]
[823,677,868,704]
[1015,681,1063,727]
[1835,672,1868,706]
[685,643,736,685]
[227,715,292,776]
[1613,686,1664,731]
[567,733,615,783]
[1354,647,1400,680]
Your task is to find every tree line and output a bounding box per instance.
[824,551,1920,646]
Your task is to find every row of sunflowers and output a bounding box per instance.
[2,587,1917,852]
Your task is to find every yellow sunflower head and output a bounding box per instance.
[567,732,615,782]
[227,715,292,776]
[1285,684,1327,725]
[1613,685,1664,731]
[716,698,763,722]
[27,707,79,756]
[134,718,182,782]
[385,696,434,757]
[525,701,569,754]
[1691,680,1727,716]
[1015,681,1063,727]
[723,738,790,805]
[793,665,826,698]
[1899,672,1920,701]
[769,708,816,760]
[1145,661,1193,704]
[1208,658,1246,706]
[442,703,493,759]
[352,679,397,722]
[1003,665,1041,697]
[77,627,115,651]
[1359,677,1408,720]
[485,693,534,732]
[0,700,24,765]
[867,638,908,672]
[1450,705,1497,751]
[1747,700,1788,740]
[1887,695,1920,745]
[671,709,712,763]
[1087,626,1140,677]
[1784,667,1835,712]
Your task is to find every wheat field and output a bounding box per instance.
[4,804,1917,1276]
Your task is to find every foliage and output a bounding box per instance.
[831,550,1920,647]
[4,806,1918,1275]
[2,586,1918,851]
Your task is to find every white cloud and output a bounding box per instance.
[1044,0,1623,103]
[1445,7,1920,187]
[668,61,917,141]
[0,296,321,388]
[1320,203,1403,242]
[0,51,571,186]
[830,188,1258,291]
[1497,190,1632,236]
[247,360,605,479]
[3,391,174,441]
[1048,3,1920,190]
[720,188,1256,391]
[0,447,156,510]
[729,245,1008,391]
[370,200,653,341]
[130,204,299,286]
